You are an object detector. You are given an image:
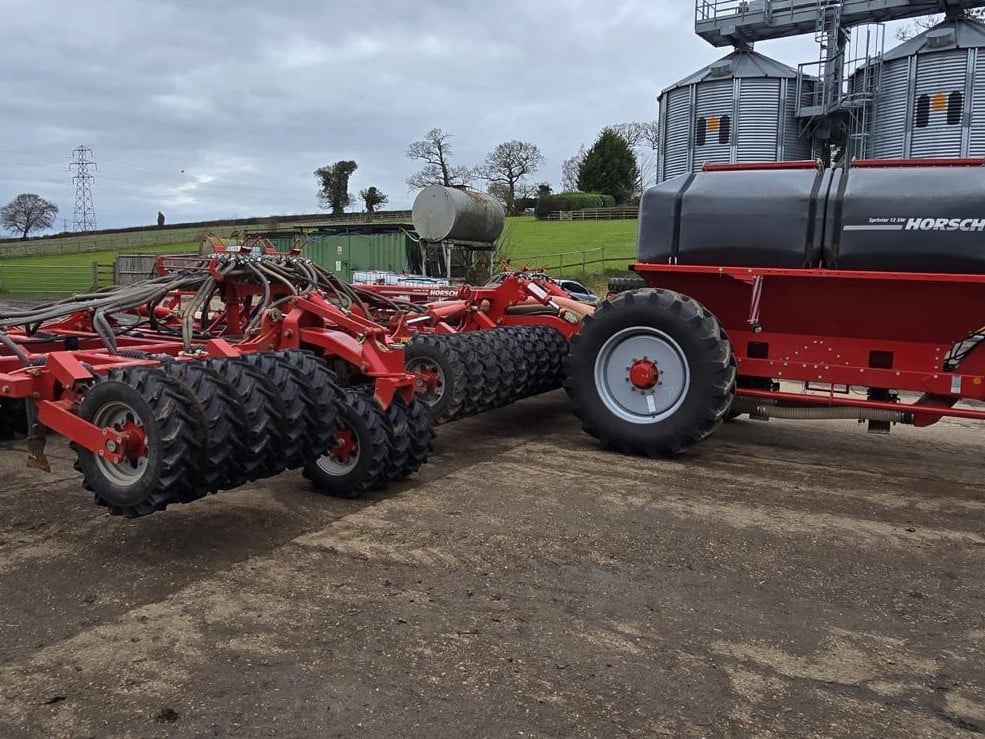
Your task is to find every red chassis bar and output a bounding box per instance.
[632,263,985,424]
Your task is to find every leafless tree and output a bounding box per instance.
[562,146,587,192]
[480,140,545,215]
[610,121,660,196]
[896,9,985,41]
[1,193,58,239]
[406,128,474,190]
[609,121,660,150]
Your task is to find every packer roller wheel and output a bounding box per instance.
[303,386,393,498]
[72,367,207,517]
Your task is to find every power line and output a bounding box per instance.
[69,145,97,231]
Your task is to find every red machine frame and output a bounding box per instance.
[632,263,985,426]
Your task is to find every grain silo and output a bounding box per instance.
[656,48,815,182]
[866,15,985,159]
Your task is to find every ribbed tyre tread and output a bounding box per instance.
[280,350,340,463]
[161,361,248,494]
[386,393,433,481]
[564,288,735,457]
[303,386,392,498]
[72,367,207,517]
[406,335,467,424]
[241,351,317,470]
[207,357,286,483]
[447,334,495,417]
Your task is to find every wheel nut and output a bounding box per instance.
[106,440,118,453]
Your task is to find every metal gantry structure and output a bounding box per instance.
[692,0,985,160]
[69,145,97,232]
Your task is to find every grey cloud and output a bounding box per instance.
[2,0,826,229]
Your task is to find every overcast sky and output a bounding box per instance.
[1,1,911,231]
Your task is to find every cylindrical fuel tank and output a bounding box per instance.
[412,186,505,243]
[638,162,985,274]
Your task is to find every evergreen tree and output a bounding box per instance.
[576,129,639,204]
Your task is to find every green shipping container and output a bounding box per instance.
[303,230,413,281]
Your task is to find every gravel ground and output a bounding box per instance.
[0,391,982,737]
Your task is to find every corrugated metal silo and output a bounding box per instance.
[656,49,815,182]
[867,16,985,159]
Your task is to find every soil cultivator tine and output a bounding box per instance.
[303,386,394,498]
[71,367,208,517]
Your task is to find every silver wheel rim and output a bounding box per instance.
[406,357,446,406]
[92,400,148,486]
[315,429,359,475]
[593,326,690,424]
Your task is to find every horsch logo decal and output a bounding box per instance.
[845,217,985,232]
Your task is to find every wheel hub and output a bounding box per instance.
[406,358,445,404]
[629,358,660,390]
[330,429,358,465]
[92,401,150,486]
[593,327,691,424]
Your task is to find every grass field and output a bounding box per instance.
[499,217,637,271]
[0,217,640,297]
[0,242,198,297]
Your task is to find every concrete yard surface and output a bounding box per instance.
[0,392,982,737]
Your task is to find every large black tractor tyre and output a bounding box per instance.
[456,332,504,414]
[447,334,496,417]
[72,367,207,517]
[501,328,534,401]
[477,330,518,408]
[280,349,340,462]
[303,387,393,498]
[384,392,434,482]
[161,361,247,495]
[405,335,467,424]
[207,358,287,483]
[240,351,319,471]
[607,276,647,294]
[565,289,735,457]
[531,326,569,394]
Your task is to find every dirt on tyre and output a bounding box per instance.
[565,288,734,456]
[405,335,467,424]
[303,386,393,498]
[72,367,207,517]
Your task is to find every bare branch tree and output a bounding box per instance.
[562,145,587,192]
[480,140,545,215]
[1,193,59,240]
[406,128,474,190]
[609,121,660,196]
[896,9,985,41]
